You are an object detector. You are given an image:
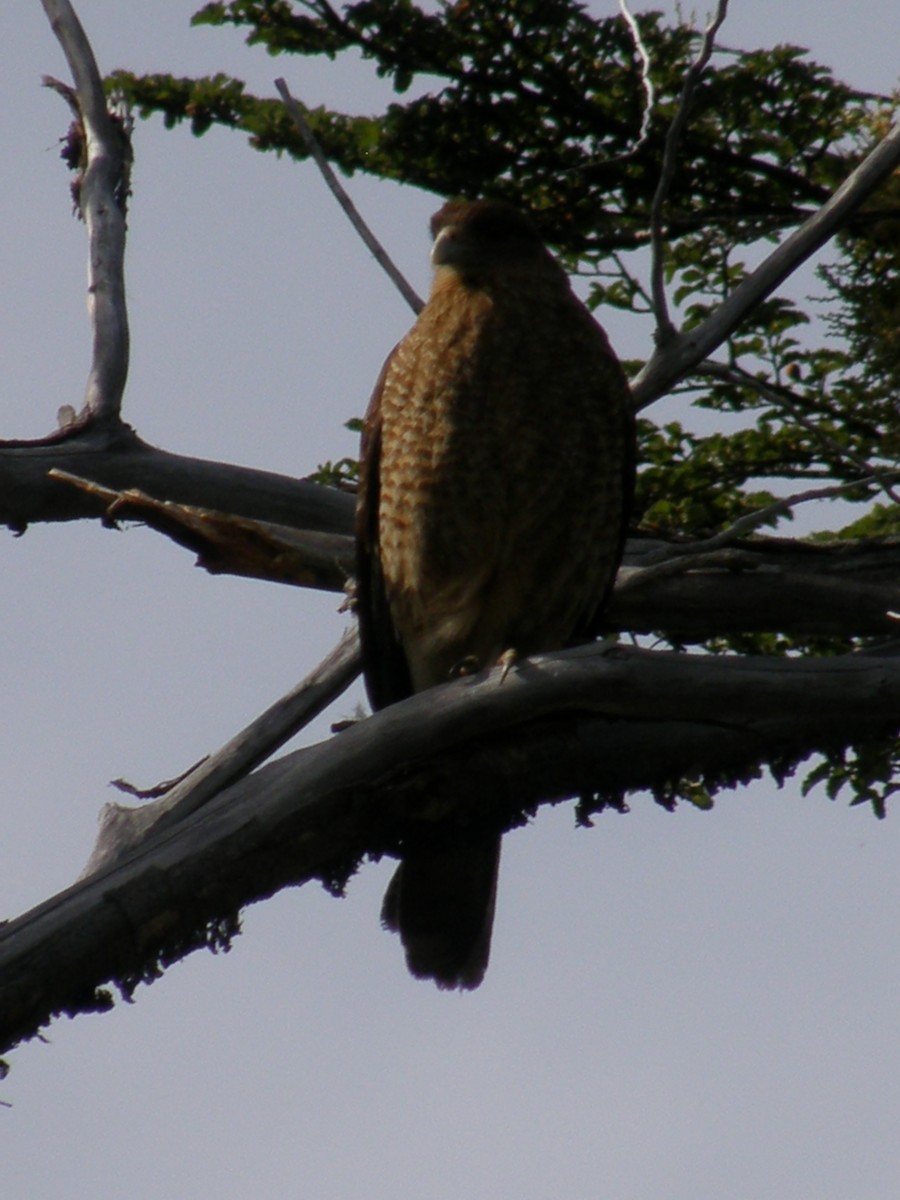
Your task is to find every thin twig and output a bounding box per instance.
[275,77,424,315]
[700,475,899,544]
[571,3,656,172]
[699,361,900,505]
[110,757,209,800]
[626,473,900,584]
[633,118,900,408]
[617,1,656,156]
[648,0,730,343]
[579,250,656,315]
[41,0,131,424]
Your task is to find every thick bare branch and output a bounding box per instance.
[42,0,131,423]
[46,470,354,592]
[7,433,898,640]
[610,547,900,639]
[0,423,354,534]
[633,120,900,407]
[2,640,899,1053]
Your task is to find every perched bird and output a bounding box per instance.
[356,198,634,989]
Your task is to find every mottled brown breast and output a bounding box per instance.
[354,198,635,990]
[363,250,633,695]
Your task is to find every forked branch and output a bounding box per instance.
[633,119,900,407]
[647,0,730,342]
[41,0,131,425]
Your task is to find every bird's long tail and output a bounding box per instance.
[381,833,501,990]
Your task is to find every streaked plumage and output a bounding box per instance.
[356,199,634,988]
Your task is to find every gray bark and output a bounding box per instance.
[3,640,899,1055]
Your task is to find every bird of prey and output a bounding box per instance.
[355,198,634,989]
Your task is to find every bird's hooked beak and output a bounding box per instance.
[431,223,466,268]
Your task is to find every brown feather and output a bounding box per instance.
[356,199,634,988]
[355,352,414,708]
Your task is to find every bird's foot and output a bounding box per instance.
[339,577,357,614]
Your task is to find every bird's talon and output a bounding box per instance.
[340,577,358,614]
[497,648,518,683]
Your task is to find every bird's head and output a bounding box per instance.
[429,199,557,286]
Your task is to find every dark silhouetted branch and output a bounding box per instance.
[2,639,899,1054]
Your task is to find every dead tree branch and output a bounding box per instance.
[633,119,900,407]
[41,0,131,425]
[2,640,899,1055]
[8,444,899,640]
[648,0,730,342]
[82,624,362,875]
[0,423,354,535]
[610,535,900,639]
[275,77,424,315]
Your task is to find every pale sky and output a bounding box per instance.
[2,3,899,1198]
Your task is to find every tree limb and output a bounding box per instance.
[0,423,354,534]
[41,0,131,425]
[633,119,900,407]
[7,443,899,639]
[81,624,362,875]
[2,640,899,1054]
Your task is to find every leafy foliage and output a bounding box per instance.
[803,740,900,820]
[109,1,900,811]
[308,417,363,487]
[117,2,870,248]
